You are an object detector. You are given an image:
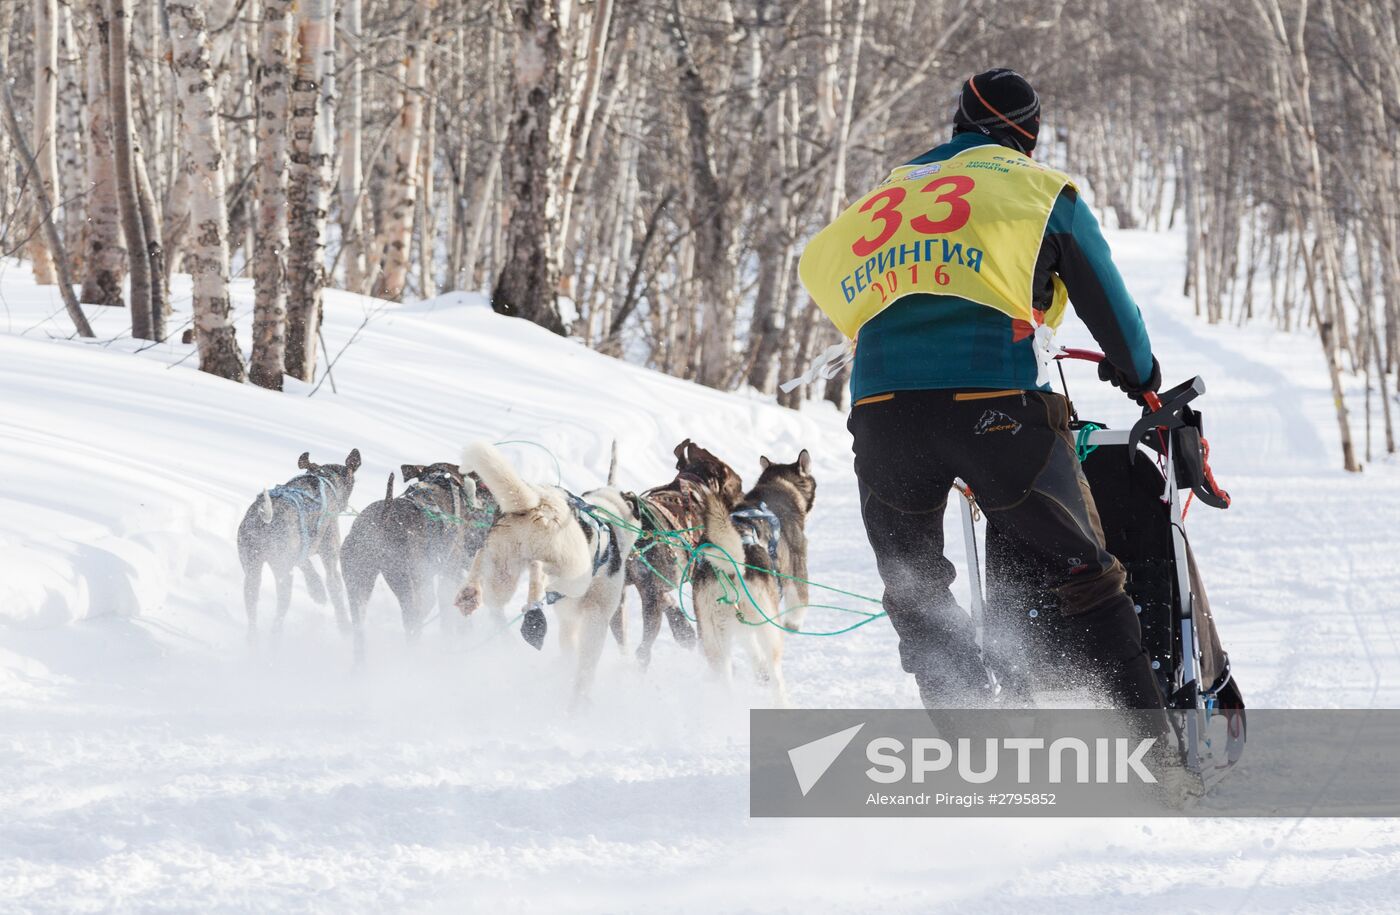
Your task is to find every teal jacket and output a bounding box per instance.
[850,132,1154,401]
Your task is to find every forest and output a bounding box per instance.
[1,0,1396,470]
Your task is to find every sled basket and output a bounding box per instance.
[971,371,1244,783]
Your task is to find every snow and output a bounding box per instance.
[3,229,1400,913]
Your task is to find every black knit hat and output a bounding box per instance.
[953,68,1040,154]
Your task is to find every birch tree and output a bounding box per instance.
[369,0,432,302]
[554,0,614,266]
[104,0,153,339]
[81,0,125,307]
[168,0,245,381]
[251,0,292,390]
[284,0,334,382]
[56,2,85,261]
[29,0,59,285]
[0,3,12,226]
[338,0,367,293]
[492,0,566,333]
[133,140,168,340]
[666,0,736,388]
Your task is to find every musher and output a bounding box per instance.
[803,69,1165,711]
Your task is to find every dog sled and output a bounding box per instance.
[959,351,1245,790]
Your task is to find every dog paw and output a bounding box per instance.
[455,583,481,616]
[671,619,698,647]
[520,607,548,650]
[305,579,328,605]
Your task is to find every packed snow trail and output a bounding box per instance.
[2,229,1399,913]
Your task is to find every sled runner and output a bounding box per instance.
[964,352,1245,790]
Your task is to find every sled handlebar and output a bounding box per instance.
[1056,349,1230,509]
[1055,348,1163,411]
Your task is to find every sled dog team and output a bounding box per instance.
[236,440,816,705]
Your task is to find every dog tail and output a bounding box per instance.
[697,490,745,570]
[383,473,396,517]
[258,488,274,523]
[461,441,540,515]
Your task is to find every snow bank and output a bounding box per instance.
[0,264,841,629]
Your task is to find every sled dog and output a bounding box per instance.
[691,450,817,705]
[613,438,745,666]
[237,449,361,646]
[340,462,496,663]
[454,441,641,706]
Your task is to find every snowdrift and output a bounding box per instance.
[0,275,843,631]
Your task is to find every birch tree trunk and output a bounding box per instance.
[491,0,565,333]
[284,0,334,382]
[81,0,126,308]
[168,0,245,381]
[162,171,192,276]
[417,95,436,297]
[105,0,153,339]
[460,20,504,291]
[554,0,613,265]
[130,0,163,200]
[56,2,85,263]
[667,0,734,387]
[370,0,431,302]
[818,0,866,408]
[338,0,367,293]
[29,0,60,284]
[251,0,292,390]
[0,3,12,224]
[745,3,787,392]
[135,138,168,339]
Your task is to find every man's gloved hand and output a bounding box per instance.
[1098,356,1161,405]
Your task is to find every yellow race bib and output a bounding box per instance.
[799,144,1076,339]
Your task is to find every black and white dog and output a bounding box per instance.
[339,461,495,663]
[454,441,640,707]
[237,449,361,646]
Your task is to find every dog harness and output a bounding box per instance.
[731,502,783,565]
[565,492,620,575]
[636,487,704,549]
[405,469,490,527]
[267,472,338,563]
[406,470,463,521]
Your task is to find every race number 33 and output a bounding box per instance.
[851,175,975,257]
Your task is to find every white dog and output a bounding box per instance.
[454,441,640,707]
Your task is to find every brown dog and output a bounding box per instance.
[611,439,745,666]
[690,450,816,705]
